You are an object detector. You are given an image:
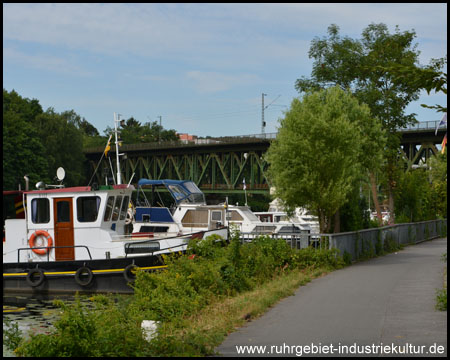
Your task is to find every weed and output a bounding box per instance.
[435,288,447,311]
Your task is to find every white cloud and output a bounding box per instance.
[3,47,93,77]
[3,3,212,57]
[185,71,261,94]
[3,3,446,68]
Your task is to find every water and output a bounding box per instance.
[3,293,79,357]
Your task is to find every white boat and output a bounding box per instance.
[132,180,311,245]
[254,198,320,237]
[132,179,258,235]
[3,115,227,294]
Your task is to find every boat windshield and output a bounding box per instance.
[238,208,260,222]
[180,181,205,204]
[137,179,206,205]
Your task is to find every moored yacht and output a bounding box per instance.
[132,179,311,245]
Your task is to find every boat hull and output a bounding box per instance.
[3,254,171,295]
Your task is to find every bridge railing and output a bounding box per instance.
[398,120,446,132]
[85,120,445,154]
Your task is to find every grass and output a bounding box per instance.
[435,252,447,311]
[152,266,327,356]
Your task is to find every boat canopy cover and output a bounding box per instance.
[137,179,206,204]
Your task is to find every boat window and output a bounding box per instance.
[104,196,115,221]
[183,181,202,194]
[278,225,301,233]
[119,196,130,220]
[31,198,50,224]
[139,225,169,233]
[56,201,71,223]
[211,210,222,221]
[254,225,276,233]
[229,210,244,221]
[181,209,208,228]
[168,185,189,201]
[111,196,123,221]
[77,196,100,222]
[240,209,259,221]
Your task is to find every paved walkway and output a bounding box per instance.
[216,238,447,357]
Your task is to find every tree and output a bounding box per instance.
[3,109,49,190]
[3,89,90,188]
[34,108,86,186]
[428,152,447,219]
[104,117,179,144]
[266,87,384,233]
[375,56,447,114]
[3,89,48,190]
[295,23,421,224]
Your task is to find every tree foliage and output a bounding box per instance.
[266,87,384,233]
[374,56,447,113]
[3,90,48,190]
[295,23,422,223]
[104,117,179,144]
[3,89,97,189]
[34,108,86,186]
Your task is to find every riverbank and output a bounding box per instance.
[6,233,445,357]
[5,235,345,356]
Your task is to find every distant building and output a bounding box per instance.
[178,133,222,145]
[178,133,198,143]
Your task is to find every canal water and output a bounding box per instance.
[3,293,86,357]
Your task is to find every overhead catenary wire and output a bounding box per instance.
[175,104,287,123]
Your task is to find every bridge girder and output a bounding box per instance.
[399,128,446,170]
[85,139,271,194]
[84,125,446,193]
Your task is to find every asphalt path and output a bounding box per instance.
[216,237,447,357]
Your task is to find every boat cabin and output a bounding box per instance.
[3,185,134,263]
[133,179,303,236]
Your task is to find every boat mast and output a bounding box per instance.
[114,112,122,185]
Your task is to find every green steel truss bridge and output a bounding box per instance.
[84,120,446,194]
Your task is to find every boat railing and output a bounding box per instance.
[123,231,194,257]
[17,245,93,263]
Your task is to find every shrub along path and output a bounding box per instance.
[216,237,448,357]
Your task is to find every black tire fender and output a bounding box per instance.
[123,264,138,282]
[74,266,94,287]
[26,268,45,287]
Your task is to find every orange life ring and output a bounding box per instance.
[29,230,53,255]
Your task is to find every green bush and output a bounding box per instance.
[383,235,402,253]
[15,295,149,357]
[343,250,353,265]
[292,247,344,269]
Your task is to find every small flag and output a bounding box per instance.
[104,135,112,157]
[435,113,447,136]
[441,133,447,154]
[243,178,246,190]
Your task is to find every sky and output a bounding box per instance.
[3,3,447,137]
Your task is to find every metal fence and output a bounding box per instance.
[328,219,447,261]
[241,219,447,261]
